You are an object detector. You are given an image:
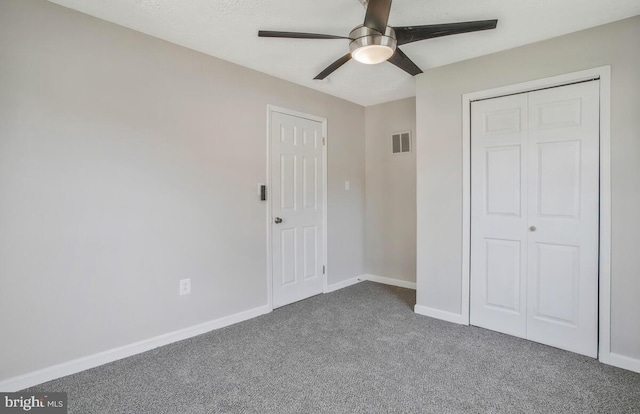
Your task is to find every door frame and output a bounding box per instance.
[461,66,611,362]
[266,105,328,311]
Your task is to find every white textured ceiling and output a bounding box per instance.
[48,0,640,106]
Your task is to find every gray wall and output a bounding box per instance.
[416,15,640,360]
[0,0,365,381]
[365,98,416,283]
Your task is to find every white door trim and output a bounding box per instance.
[266,105,328,311]
[461,66,612,363]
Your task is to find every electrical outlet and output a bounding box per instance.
[179,278,191,296]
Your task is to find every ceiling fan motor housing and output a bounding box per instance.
[349,25,397,64]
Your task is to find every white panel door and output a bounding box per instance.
[526,81,600,357]
[470,94,529,338]
[470,81,599,357]
[271,111,324,309]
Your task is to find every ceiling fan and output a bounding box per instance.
[258,0,497,80]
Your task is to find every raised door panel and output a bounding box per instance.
[485,238,522,313]
[280,228,297,286]
[484,108,522,135]
[533,243,580,325]
[537,141,581,219]
[302,156,318,210]
[303,226,318,280]
[280,154,297,211]
[485,146,522,217]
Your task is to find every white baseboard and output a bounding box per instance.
[325,276,362,293]
[360,274,416,290]
[414,304,467,325]
[0,305,271,392]
[600,351,640,374]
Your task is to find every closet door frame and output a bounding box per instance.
[461,66,611,362]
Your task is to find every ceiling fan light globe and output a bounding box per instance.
[351,44,394,64]
[349,25,397,65]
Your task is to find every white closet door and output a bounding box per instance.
[526,81,600,357]
[470,94,529,338]
[470,81,599,357]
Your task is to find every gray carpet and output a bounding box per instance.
[28,282,640,413]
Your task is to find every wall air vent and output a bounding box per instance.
[392,131,411,154]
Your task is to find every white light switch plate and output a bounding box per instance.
[179,278,191,296]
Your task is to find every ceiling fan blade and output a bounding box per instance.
[394,19,498,45]
[388,48,423,76]
[363,0,392,34]
[258,30,350,40]
[314,54,352,80]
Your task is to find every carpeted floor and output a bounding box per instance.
[28,282,640,413]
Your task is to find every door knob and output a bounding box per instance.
[529,226,537,232]
[274,217,283,224]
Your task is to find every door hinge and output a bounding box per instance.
[322,265,325,274]
[322,137,326,146]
